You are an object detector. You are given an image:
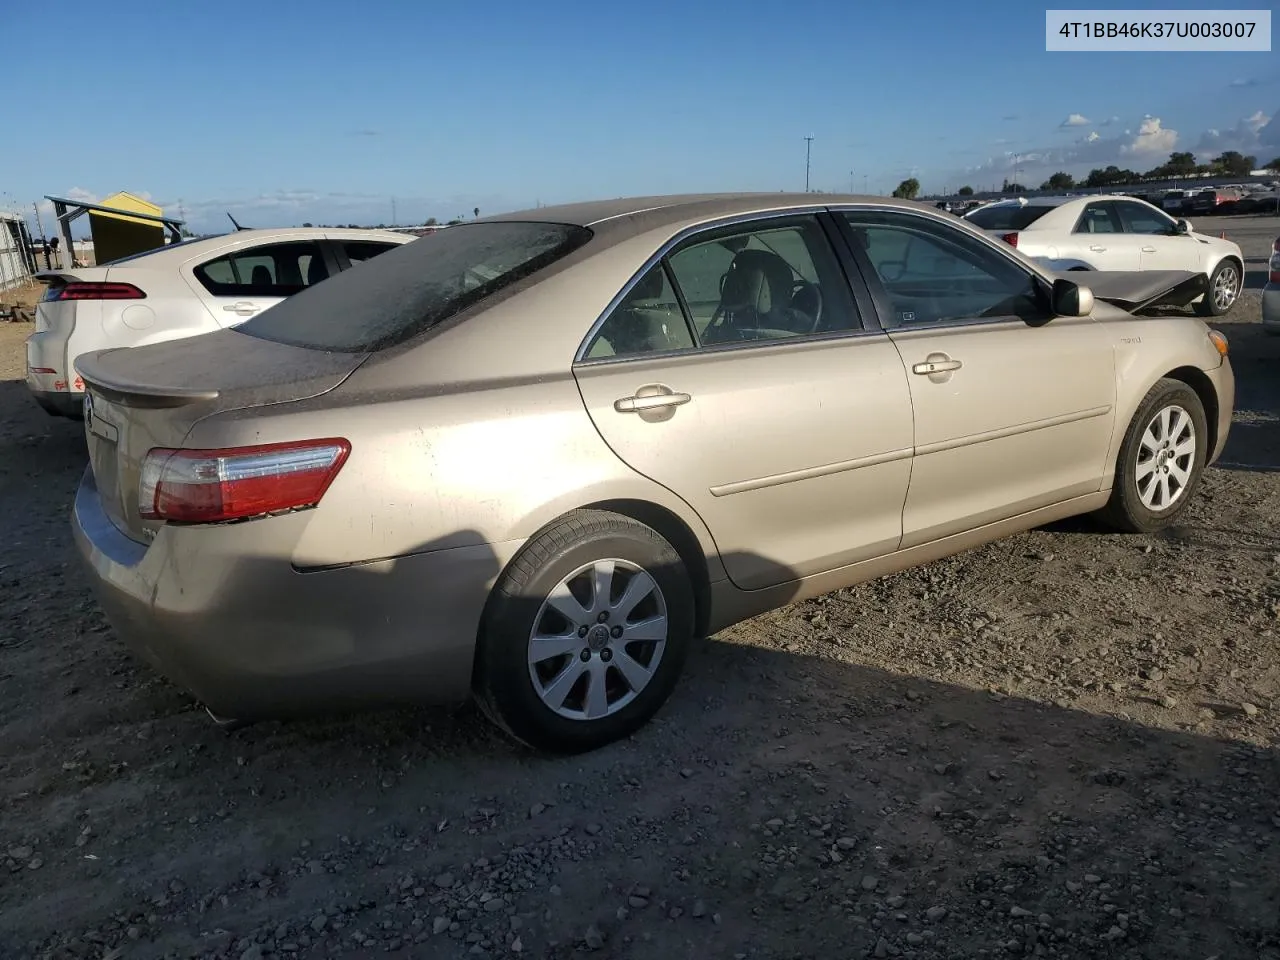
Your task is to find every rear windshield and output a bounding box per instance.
[235,221,593,353]
[964,204,1053,231]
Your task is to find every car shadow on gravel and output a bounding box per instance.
[3,544,1279,960]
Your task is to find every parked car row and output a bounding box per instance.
[64,193,1236,752]
[25,228,412,417]
[963,194,1244,317]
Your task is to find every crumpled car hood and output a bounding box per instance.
[1049,269,1209,313]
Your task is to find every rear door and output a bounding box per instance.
[185,238,340,325]
[574,212,914,590]
[837,208,1116,548]
[1067,201,1143,270]
[1114,199,1204,273]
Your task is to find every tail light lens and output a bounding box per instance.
[1001,232,1019,247]
[138,439,350,524]
[1270,238,1280,284]
[45,282,146,301]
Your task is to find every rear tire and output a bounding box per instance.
[1096,378,1208,534]
[473,509,694,754]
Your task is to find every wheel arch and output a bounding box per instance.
[577,498,714,640]
[1162,365,1220,456]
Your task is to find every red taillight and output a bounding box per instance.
[1271,238,1280,285]
[48,282,146,301]
[1001,232,1019,247]
[138,439,350,524]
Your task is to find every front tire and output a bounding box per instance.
[473,509,695,753]
[1195,259,1240,317]
[1097,378,1208,534]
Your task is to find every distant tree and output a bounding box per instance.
[891,178,920,200]
[1041,171,1075,190]
[376,223,386,229]
[1084,165,1138,188]
[1165,151,1198,176]
[1002,179,1026,193]
[302,221,314,228]
[1210,151,1255,176]
[447,218,463,225]
[425,216,439,226]
[1265,157,1280,174]
[957,185,974,196]
[473,207,480,218]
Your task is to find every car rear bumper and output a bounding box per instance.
[1263,285,1280,333]
[25,330,83,417]
[71,467,520,720]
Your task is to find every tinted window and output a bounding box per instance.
[964,204,1053,231]
[344,241,401,264]
[1115,201,1175,235]
[195,241,329,297]
[665,216,861,345]
[1074,203,1121,234]
[584,265,695,359]
[236,222,593,352]
[843,211,1048,326]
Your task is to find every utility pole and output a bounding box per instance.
[391,197,397,226]
[804,136,814,192]
[849,170,855,193]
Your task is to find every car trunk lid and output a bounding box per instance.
[75,329,366,544]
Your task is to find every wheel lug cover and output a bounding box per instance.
[601,649,613,662]
[580,649,591,661]
[611,625,623,639]
[597,612,609,623]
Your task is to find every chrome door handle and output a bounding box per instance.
[614,387,691,413]
[1088,244,1106,252]
[1141,245,1157,253]
[912,359,962,375]
[223,301,259,316]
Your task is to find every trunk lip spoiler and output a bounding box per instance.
[75,350,220,406]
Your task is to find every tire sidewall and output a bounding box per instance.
[1114,381,1208,532]
[480,524,694,752]
[1198,261,1237,317]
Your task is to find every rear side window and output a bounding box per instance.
[195,241,329,297]
[964,205,1053,231]
[1074,203,1121,234]
[235,222,593,352]
[343,241,401,264]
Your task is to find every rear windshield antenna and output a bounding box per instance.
[227,212,249,231]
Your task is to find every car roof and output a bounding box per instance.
[482,192,931,237]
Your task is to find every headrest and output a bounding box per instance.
[307,256,329,285]
[250,265,272,287]
[719,249,794,314]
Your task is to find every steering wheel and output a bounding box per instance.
[790,280,824,333]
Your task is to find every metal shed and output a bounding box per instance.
[0,211,36,291]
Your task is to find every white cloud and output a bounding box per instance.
[1060,113,1090,127]
[1085,131,1100,142]
[1120,116,1178,155]
[1229,78,1259,88]
[1194,109,1275,158]
[1099,116,1119,126]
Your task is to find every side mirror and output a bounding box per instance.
[1175,218,1191,235]
[1052,277,1094,317]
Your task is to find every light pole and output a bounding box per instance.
[804,136,814,192]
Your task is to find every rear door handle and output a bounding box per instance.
[1088,244,1107,252]
[614,386,691,413]
[223,301,259,317]
[912,359,962,375]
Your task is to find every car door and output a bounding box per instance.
[1114,200,1204,273]
[186,238,339,326]
[1067,201,1143,270]
[837,208,1117,549]
[573,213,914,590]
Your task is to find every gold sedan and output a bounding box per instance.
[71,194,1233,752]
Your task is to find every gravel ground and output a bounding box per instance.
[1,219,1278,960]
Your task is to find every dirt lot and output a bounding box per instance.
[2,217,1278,960]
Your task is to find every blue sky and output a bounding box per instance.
[4,0,1278,233]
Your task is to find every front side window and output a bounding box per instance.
[195,241,329,297]
[1116,201,1176,235]
[236,222,593,352]
[1074,203,1122,234]
[665,216,861,345]
[842,210,1048,327]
